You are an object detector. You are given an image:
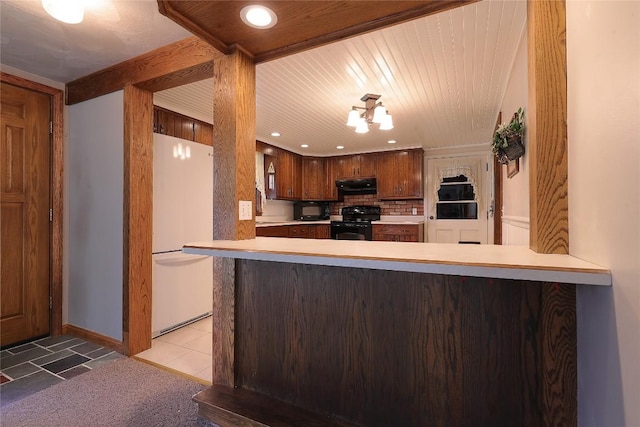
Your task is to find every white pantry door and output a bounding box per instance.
[426,155,492,244]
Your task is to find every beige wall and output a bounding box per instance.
[567,1,640,425]
[499,29,529,245]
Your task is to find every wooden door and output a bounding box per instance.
[1,82,51,346]
[426,155,490,244]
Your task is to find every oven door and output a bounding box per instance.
[330,221,372,240]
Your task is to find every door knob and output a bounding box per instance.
[429,216,434,220]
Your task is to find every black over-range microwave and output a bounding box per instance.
[293,201,330,221]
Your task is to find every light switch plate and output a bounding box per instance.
[239,200,253,220]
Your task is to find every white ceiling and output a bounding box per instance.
[1,0,526,157]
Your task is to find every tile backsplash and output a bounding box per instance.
[331,194,424,216]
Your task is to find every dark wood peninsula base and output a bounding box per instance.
[193,259,577,426]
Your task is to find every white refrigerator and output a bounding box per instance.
[152,133,213,338]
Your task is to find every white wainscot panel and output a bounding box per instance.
[502,216,530,246]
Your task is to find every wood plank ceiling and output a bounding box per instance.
[155,0,527,156]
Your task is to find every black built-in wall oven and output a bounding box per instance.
[330,205,381,240]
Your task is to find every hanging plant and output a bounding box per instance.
[492,108,525,164]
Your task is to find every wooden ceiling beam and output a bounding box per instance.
[158,1,478,64]
[65,36,223,105]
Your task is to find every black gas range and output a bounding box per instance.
[330,205,381,240]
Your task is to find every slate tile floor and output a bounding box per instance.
[0,335,124,407]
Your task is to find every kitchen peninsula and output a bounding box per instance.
[184,238,610,426]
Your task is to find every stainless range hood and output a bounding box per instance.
[335,177,377,195]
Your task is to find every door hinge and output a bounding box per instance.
[50,121,53,134]
[49,208,53,222]
[50,296,53,310]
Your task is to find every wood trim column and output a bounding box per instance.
[211,48,256,386]
[527,0,569,254]
[122,85,153,356]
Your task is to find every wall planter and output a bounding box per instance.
[492,108,525,164]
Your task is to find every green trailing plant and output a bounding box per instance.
[492,108,525,164]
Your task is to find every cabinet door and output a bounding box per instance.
[275,150,292,199]
[276,150,302,200]
[356,153,377,178]
[401,149,423,199]
[290,153,302,199]
[378,149,423,200]
[314,225,331,239]
[323,158,339,200]
[334,156,354,178]
[302,157,323,200]
[288,225,310,238]
[376,151,398,199]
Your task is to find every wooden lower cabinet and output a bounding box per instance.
[256,224,331,239]
[373,223,424,242]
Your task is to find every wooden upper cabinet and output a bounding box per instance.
[377,149,424,200]
[302,157,324,200]
[323,158,339,200]
[276,149,302,200]
[153,106,213,146]
[336,153,377,178]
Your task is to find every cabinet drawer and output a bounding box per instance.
[288,225,314,238]
[373,225,420,235]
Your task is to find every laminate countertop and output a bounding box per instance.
[183,238,611,286]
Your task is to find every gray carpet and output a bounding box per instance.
[1,357,220,427]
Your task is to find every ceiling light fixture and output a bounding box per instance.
[240,5,278,29]
[346,94,393,133]
[270,132,281,137]
[42,0,84,24]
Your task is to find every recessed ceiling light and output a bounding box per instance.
[336,146,344,150]
[300,144,309,148]
[270,132,281,137]
[240,5,278,29]
[388,140,397,144]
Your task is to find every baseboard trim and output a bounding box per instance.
[62,324,124,354]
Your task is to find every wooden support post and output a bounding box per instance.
[211,48,256,386]
[527,0,569,254]
[122,85,153,356]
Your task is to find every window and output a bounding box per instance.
[436,175,478,220]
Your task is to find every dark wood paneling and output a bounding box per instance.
[527,0,568,254]
[122,85,153,356]
[229,260,576,426]
[66,36,223,105]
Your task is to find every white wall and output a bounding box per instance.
[567,1,640,425]
[68,91,124,341]
[499,28,530,245]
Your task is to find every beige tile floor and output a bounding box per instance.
[135,316,212,384]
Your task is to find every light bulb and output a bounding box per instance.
[372,104,386,123]
[379,112,394,130]
[355,118,369,134]
[346,109,360,127]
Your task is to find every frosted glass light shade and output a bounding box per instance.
[355,118,369,133]
[42,0,84,24]
[372,104,386,123]
[379,113,394,130]
[346,109,360,127]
